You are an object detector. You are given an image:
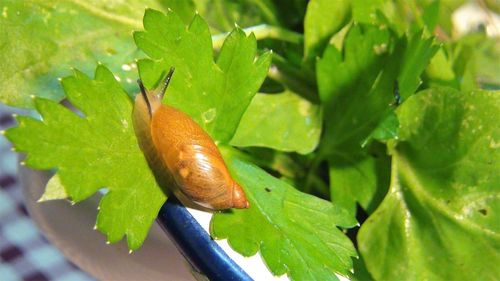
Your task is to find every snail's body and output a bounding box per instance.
[132,68,249,210]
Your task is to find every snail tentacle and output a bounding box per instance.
[156,66,175,100]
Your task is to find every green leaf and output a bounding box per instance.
[473,37,500,89]
[452,34,500,90]
[303,0,350,62]
[5,65,165,250]
[351,0,385,24]
[0,0,166,108]
[317,24,392,215]
[426,34,500,91]
[317,24,391,112]
[317,24,437,217]
[230,91,322,154]
[328,143,391,215]
[425,48,459,89]
[397,30,440,101]
[134,9,271,143]
[361,111,399,147]
[421,0,440,31]
[359,88,500,280]
[211,148,357,281]
[351,0,407,34]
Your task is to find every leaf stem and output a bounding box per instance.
[212,24,303,49]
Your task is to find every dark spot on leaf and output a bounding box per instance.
[265,187,272,192]
[478,209,487,216]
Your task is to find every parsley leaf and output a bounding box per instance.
[304,0,350,62]
[6,65,165,250]
[230,91,322,154]
[213,148,357,281]
[134,9,271,143]
[359,88,500,280]
[316,24,438,216]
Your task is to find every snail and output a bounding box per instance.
[132,67,249,210]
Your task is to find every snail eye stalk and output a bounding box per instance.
[158,67,175,100]
[137,79,152,116]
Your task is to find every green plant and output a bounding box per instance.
[1,0,499,280]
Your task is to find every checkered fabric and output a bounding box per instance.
[0,109,95,281]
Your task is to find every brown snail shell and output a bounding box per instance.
[132,67,249,210]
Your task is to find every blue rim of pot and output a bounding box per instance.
[157,196,253,281]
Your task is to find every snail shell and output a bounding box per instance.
[132,68,249,210]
